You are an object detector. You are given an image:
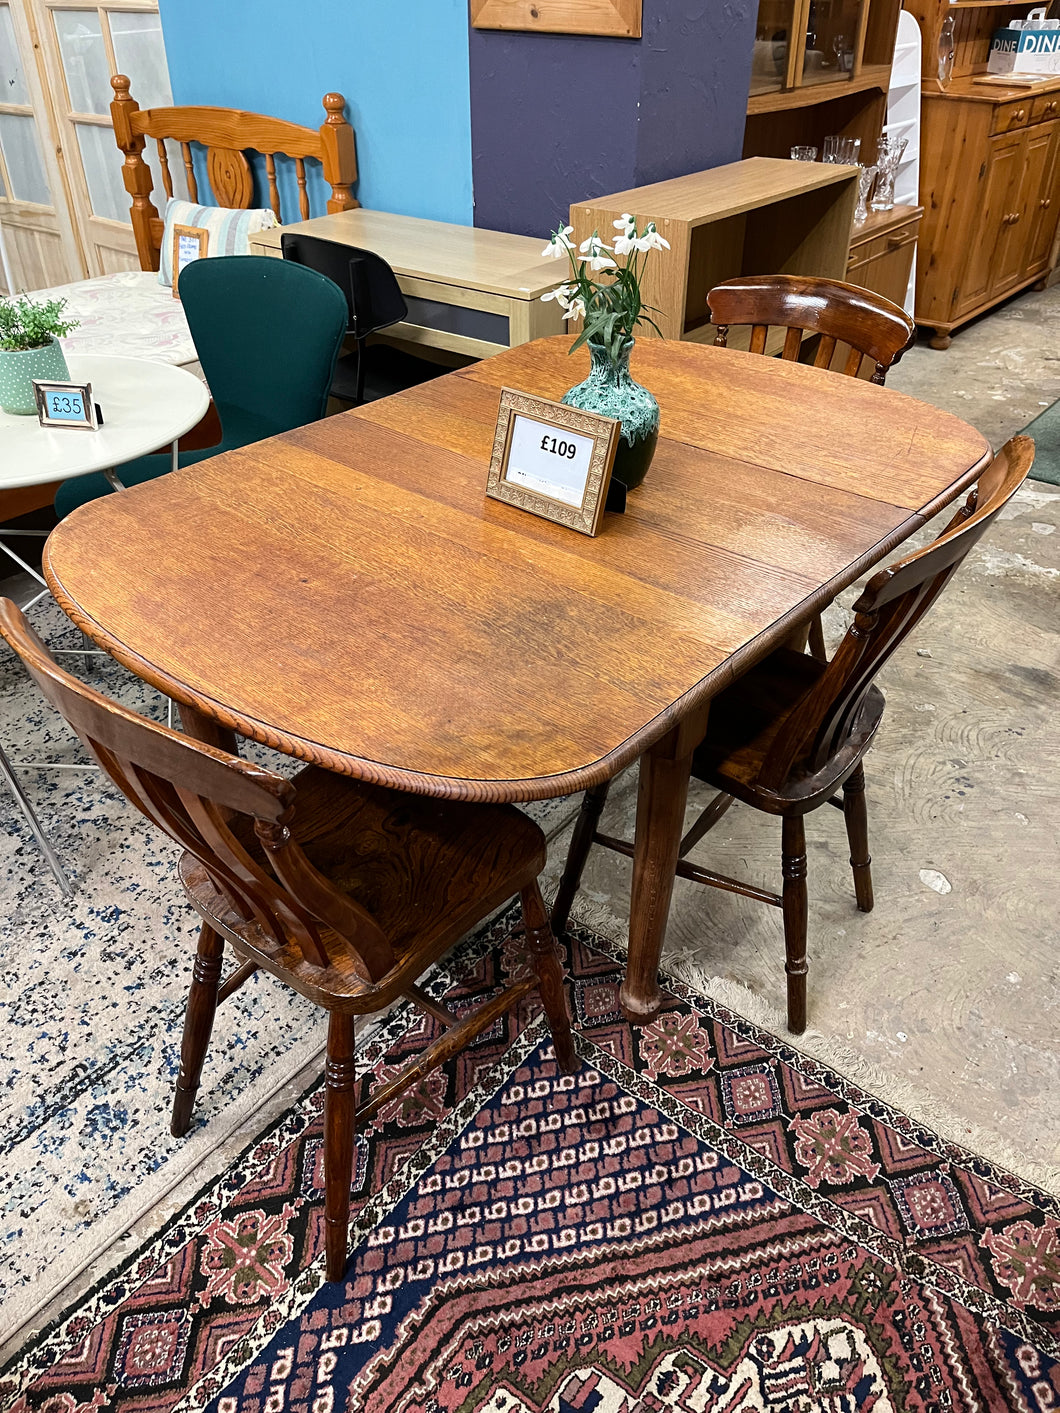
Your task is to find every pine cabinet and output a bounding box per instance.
[918,90,1060,345]
[904,0,1060,347]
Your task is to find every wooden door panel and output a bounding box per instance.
[991,120,1053,292]
[955,130,1022,316]
[1025,119,1060,276]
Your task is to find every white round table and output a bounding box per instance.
[0,356,208,895]
[0,354,209,493]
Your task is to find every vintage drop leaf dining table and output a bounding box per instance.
[41,336,990,1022]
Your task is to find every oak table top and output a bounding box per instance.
[42,336,990,807]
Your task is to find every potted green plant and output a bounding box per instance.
[540,216,669,491]
[0,294,78,416]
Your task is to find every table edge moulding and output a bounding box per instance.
[42,335,990,805]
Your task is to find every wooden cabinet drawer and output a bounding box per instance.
[847,218,920,271]
[1031,94,1060,124]
[991,100,1032,134]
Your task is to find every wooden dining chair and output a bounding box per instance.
[707,274,917,661]
[0,601,578,1283]
[552,436,1033,1034]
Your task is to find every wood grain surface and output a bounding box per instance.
[42,336,990,803]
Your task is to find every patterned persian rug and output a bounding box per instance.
[2,915,1056,1411]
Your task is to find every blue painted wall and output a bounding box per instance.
[157,0,474,226]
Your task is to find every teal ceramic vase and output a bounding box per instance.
[561,337,660,492]
[0,336,70,415]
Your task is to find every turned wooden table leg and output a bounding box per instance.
[620,706,709,1025]
[178,701,240,755]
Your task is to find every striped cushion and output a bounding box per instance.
[158,198,278,287]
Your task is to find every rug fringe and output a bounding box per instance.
[561,901,1060,1197]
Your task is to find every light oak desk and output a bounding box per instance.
[250,208,566,360]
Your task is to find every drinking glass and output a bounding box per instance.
[790,145,818,161]
[822,135,861,164]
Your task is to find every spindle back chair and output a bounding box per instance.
[707,273,917,661]
[110,74,358,273]
[0,599,577,1281]
[552,436,1033,1034]
[707,274,916,384]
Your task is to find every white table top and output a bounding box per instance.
[0,355,209,492]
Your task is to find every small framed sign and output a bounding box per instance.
[486,388,619,537]
[172,223,209,299]
[33,378,99,431]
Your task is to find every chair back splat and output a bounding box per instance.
[758,436,1034,791]
[707,274,916,384]
[0,600,393,984]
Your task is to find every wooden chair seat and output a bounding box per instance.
[180,766,545,1007]
[691,648,884,815]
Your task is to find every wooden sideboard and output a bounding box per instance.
[913,76,1060,347]
[569,157,859,350]
[903,0,1060,348]
[250,209,565,360]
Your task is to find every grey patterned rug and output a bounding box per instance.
[0,594,575,1346]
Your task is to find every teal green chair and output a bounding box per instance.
[55,256,348,518]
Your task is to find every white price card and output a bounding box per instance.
[504,415,597,507]
[485,388,620,537]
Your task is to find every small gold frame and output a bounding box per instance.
[172,223,209,299]
[486,387,619,537]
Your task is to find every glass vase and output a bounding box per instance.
[854,165,878,226]
[871,134,908,213]
[561,338,659,492]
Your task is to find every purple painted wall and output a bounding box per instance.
[470,3,757,237]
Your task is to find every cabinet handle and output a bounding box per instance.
[1041,197,1053,209]
[1014,108,1027,122]
[1048,102,1058,115]
[887,234,915,248]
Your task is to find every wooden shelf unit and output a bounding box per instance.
[904,0,1060,346]
[745,0,902,163]
[569,158,859,347]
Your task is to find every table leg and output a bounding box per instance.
[178,702,240,756]
[619,703,710,1025]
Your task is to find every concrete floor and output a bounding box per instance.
[551,282,1060,1181]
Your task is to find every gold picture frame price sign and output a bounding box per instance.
[172,224,209,300]
[486,388,620,537]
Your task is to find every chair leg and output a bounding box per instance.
[551,782,610,935]
[324,1010,357,1283]
[781,816,809,1035]
[0,739,72,897]
[171,922,224,1137]
[843,762,874,913]
[522,881,579,1074]
[807,614,828,662]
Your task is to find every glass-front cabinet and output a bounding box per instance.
[750,0,890,103]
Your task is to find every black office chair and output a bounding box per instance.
[281,232,442,406]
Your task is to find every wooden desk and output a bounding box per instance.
[250,208,566,360]
[43,337,989,1022]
